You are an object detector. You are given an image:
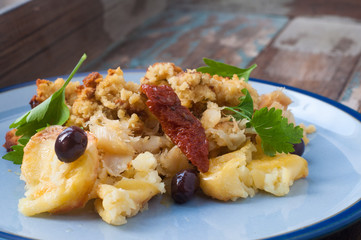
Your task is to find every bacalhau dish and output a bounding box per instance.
[3,55,315,225]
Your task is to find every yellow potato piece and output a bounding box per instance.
[200,141,308,201]
[248,154,308,196]
[200,142,257,201]
[95,152,165,225]
[19,126,99,216]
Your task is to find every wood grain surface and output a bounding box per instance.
[251,16,361,101]
[91,9,288,69]
[288,0,361,19]
[163,0,361,112]
[0,0,107,82]
[0,0,167,88]
[340,57,361,112]
[3,0,361,112]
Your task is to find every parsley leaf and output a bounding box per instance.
[3,145,24,164]
[197,58,257,82]
[224,88,303,156]
[3,54,87,164]
[251,107,303,156]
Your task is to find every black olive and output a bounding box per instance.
[171,169,199,204]
[291,138,305,156]
[55,126,88,163]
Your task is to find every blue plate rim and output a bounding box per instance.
[0,70,361,240]
[248,77,361,240]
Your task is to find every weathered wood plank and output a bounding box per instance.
[167,0,292,15]
[99,0,168,43]
[0,0,168,88]
[251,16,361,102]
[340,56,361,112]
[1,15,112,87]
[0,0,89,51]
[0,0,104,79]
[93,9,288,70]
[288,0,361,19]
[169,0,361,19]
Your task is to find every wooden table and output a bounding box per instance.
[1,0,361,239]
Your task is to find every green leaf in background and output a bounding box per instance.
[197,58,257,82]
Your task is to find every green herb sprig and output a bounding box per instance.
[225,88,303,156]
[197,58,257,82]
[198,58,303,156]
[251,107,303,156]
[3,54,87,164]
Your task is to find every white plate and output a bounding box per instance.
[1,71,361,240]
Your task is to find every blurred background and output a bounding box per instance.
[1,0,361,115]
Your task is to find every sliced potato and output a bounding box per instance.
[200,141,257,201]
[95,152,165,225]
[19,126,99,216]
[248,154,308,196]
[200,141,308,201]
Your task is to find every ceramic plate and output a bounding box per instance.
[0,71,361,240]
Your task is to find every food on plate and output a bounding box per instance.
[140,84,209,172]
[19,125,99,216]
[95,152,165,225]
[3,55,315,225]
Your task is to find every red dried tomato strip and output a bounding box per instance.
[141,84,209,172]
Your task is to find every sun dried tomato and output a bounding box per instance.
[141,84,209,172]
